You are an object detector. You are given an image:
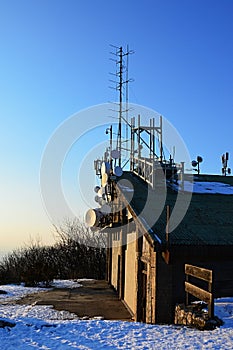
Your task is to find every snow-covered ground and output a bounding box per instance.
[0,281,233,349]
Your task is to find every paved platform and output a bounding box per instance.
[17,280,133,321]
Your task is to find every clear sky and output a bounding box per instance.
[0,0,232,256]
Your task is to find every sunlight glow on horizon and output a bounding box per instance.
[0,0,232,255]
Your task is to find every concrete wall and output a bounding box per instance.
[111,239,122,290]
[124,231,137,314]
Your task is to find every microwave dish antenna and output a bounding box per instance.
[114,166,123,177]
[111,149,120,159]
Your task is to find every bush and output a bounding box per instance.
[0,218,106,286]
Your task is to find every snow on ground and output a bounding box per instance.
[50,279,84,289]
[0,281,233,349]
[0,284,49,302]
[0,279,82,302]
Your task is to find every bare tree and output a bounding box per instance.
[53,217,107,279]
[53,217,107,248]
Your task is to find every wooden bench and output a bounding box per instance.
[185,264,214,318]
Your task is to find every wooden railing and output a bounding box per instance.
[185,264,214,318]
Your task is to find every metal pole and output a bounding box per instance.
[160,115,163,162]
[110,125,113,169]
[118,47,123,168]
[138,114,141,158]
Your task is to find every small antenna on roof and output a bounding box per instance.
[221,152,231,176]
[191,156,203,175]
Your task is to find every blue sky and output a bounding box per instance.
[0,0,232,255]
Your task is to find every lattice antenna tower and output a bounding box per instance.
[109,45,134,167]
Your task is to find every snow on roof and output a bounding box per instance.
[174,180,233,194]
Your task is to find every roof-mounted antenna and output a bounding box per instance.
[109,45,134,168]
[221,152,231,176]
[192,156,203,175]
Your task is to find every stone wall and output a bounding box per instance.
[174,303,223,330]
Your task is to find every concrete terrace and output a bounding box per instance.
[16,279,132,321]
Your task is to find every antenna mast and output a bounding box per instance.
[118,46,123,167]
[109,45,134,168]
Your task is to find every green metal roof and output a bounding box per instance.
[118,172,233,246]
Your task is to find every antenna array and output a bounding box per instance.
[109,45,134,167]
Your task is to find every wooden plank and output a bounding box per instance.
[185,264,212,283]
[185,282,212,304]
